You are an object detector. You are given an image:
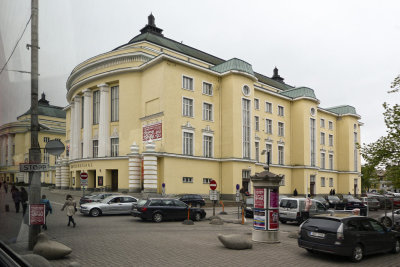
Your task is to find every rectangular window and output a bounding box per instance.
[321,177,326,187]
[266,119,272,134]
[254,99,259,110]
[320,132,325,145]
[43,149,49,163]
[183,177,193,183]
[182,97,193,117]
[183,132,194,156]
[111,138,119,157]
[242,170,250,179]
[329,177,333,187]
[203,135,213,158]
[310,118,316,167]
[278,122,284,137]
[266,143,272,164]
[111,85,119,122]
[329,134,333,146]
[329,154,333,170]
[278,146,284,165]
[202,82,212,95]
[255,116,259,131]
[242,99,251,159]
[93,90,100,124]
[81,96,84,128]
[278,106,284,116]
[265,102,272,113]
[182,76,193,91]
[321,152,326,169]
[93,140,98,158]
[255,142,259,162]
[354,132,358,171]
[43,137,50,143]
[329,121,333,130]
[320,118,325,128]
[203,103,213,121]
[203,178,212,184]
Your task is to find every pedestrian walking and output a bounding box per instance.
[61,194,77,227]
[20,187,28,216]
[39,195,52,230]
[11,186,21,213]
[303,194,312,222]
[4,182,8,194]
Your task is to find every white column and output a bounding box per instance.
[98,84,110,157]
[69,102,75,160]
[143,140,158,193]
[128,142,141,192]
[1,136,7,166]
[60,158,70,189]
[7,134,13,166]
[55,158,62,188]
[72,95,82,159]
[83,89,93,158]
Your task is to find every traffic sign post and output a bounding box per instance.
[209,180,217,216]
[236,184,240,219]
[162,183,165,196]
[80,172,88,196]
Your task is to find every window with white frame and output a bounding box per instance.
[81,96,84,128]
[242,99,251,159]
[203,102,213,121]
[255,116,259,131]
[242,170,250,179]
[278,146,284,165]
[93,140,98,158]
[278,106,284,116]
[310,118,316,167]
[182,76,193,90]
[203,178,212,184]
[279,175,285,186]
[320,118,325,128]
[111,85,119,122]
[329,121,333,130]
[254,98,259,110]
[320,132,325,145]
[44,137,50,142]
[278,122,284,137]
[43,149,49,163]
[183,177,193,183]
[266,119,272,134]
[255,142,259,162]
[321,177,326,187]
[266,143,272,164]
[203,135,213,158]
[111,138,119,157]
[182,97,193,117]
[183,131,194,156]
[202,82,212,95]
[329,154,333,170]
[329,134,333,146]
[93,90,100,124]
[329,178,333,187]
[320,152,326,169]
[265,102,272,113]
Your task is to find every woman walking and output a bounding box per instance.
[40,195,52,230]
[61,194,77,227]
[11,186,21,213]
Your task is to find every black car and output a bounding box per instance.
[245,197,254,218]
[298,216,400,262]
[132,198,206,222]
[178,194,206,207]
[340,198,368,216]
[79,193,118,206]
[325,195,342,209]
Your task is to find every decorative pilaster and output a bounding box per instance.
[60,158,70,189]
[7,134,13,166]
[55,158,61,188]
[98,84,110,157]
[0,136,5,166]
[72,95,82,159]
[83,89,93,158]
[69,102,75,160]
[128,142,141,192]
[143,140,158,193]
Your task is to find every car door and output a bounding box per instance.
[368,219,394,252]
[173,199,189,220]
[357,219,386,254]
[107,197,123,214]
[121,197,137,214]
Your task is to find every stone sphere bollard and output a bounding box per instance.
[33,233,72,260]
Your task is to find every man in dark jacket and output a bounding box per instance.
[20,187,28,216]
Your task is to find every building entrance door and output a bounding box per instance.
[111,170,118,191]
[310,175,316,196]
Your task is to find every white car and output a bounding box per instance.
[80,195,138,217]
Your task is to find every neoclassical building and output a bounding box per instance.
[62,14,362,197]
[0,93,66,184]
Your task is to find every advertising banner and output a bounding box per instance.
[143,122,162,141]
[268,209,279,230]
[29,204,45,225]
[254,188,266,209]
[269,189,279,209]
[98,176,103,186]
[253,209,267,230]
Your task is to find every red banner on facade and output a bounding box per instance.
[143,122,162,141]
[29,204,45,225]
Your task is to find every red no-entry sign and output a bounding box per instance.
[80,172,88,179]
[210,180,217,190]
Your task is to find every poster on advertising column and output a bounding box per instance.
[254,188,266,209]
[253,209,267,230]
[268,209,279,230]
[268,188,279,209]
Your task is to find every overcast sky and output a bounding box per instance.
[1,0,399,149]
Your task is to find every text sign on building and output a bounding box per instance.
[29,204,45,225]
[19,163,49,172]
[143,122,162,141]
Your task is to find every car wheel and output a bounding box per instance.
[89,208,101,217]
[194,212,202,221]
[350,244,364,262]
[382,217,393,227]
[153,213,163,223]
[392,239,400,253]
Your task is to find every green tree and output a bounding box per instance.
[361,164,377,191]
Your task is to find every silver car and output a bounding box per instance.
[80,195,138,217]
[379,209,400,227]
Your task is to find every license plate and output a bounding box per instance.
[309,231,325,238]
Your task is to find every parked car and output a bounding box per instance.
[313,196,329,208]
[131,198,206,222]
[298,215,400,262]
[379,209,400,227]
[245,197,254,218]
[340,198,368,216]
[178,194,206,207]
[325,195,342,209]
[279,197,332,224]
[360,197,380,211]
[80,195,138,217]
[370,195,393,209]
[79,193,118,206]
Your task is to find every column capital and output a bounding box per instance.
[83,88,92,97]
[73,95,82,102]
[97,84,109,92]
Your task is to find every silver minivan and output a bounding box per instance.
[279,197,331,224]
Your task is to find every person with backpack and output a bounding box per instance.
[39,195,52,230]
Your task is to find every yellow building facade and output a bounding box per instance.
[64,15,362,197]
[0,93,66,184]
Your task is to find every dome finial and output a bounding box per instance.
[272,66,285,84]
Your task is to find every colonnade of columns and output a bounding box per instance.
[0,134,14,166]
